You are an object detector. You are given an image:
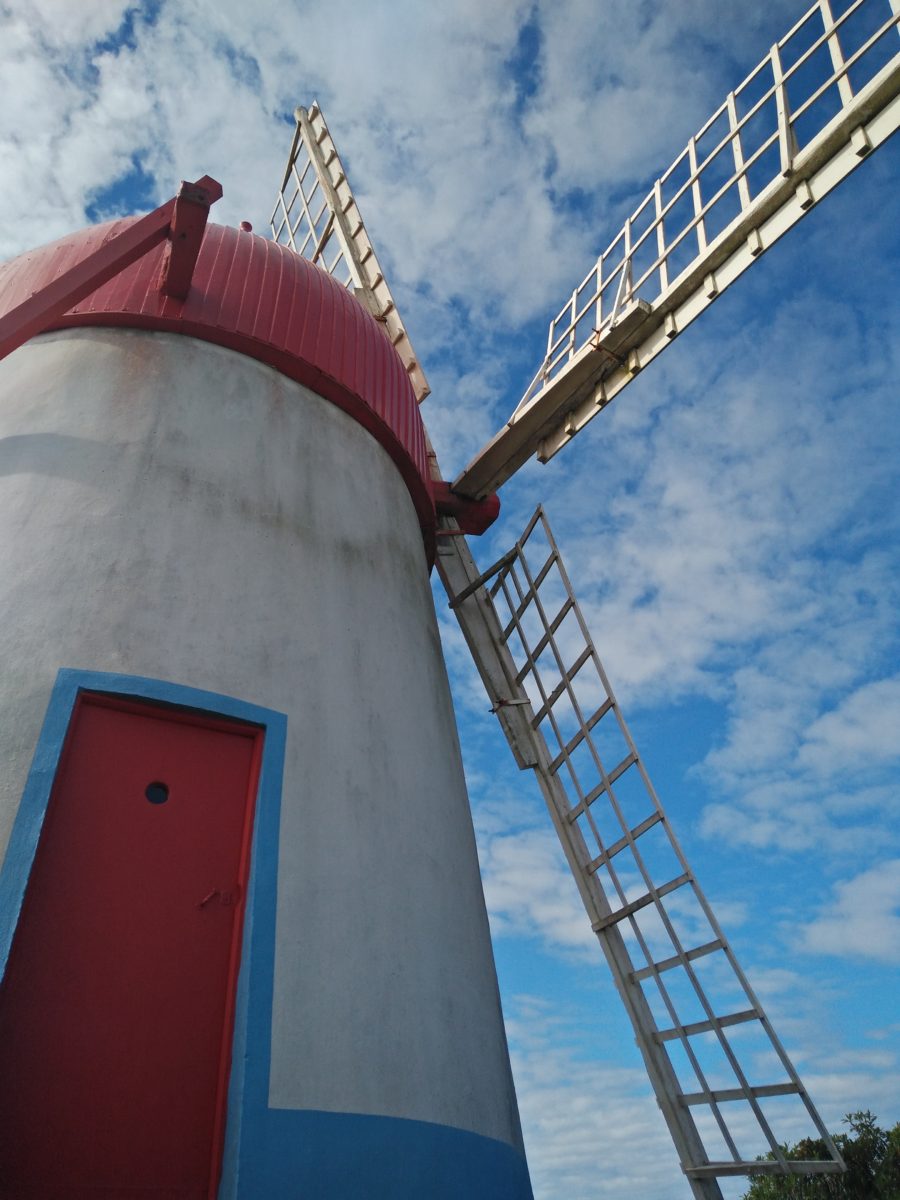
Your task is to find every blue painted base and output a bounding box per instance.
[232,1108,534,1199]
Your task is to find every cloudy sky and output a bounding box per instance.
[1,1,898,1196]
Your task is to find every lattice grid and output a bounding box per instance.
[271,123,355,287]
[486,507,842,1179]
[521,0,900,407]
[270,103,430,404]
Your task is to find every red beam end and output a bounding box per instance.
[432,480,500,535]
[158,176,223,300]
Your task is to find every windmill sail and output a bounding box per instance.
[453,0,900,499]
[271,102,429,404]
[449,507,845,1197]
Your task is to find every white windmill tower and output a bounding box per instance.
[269,2,900,1196]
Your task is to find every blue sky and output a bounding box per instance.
[1,1,898,1196]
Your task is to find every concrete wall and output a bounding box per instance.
[0,329,529,1190]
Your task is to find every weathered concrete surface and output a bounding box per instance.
[0,328,524,1151]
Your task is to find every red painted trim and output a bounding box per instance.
[49,690,262,1198]
[77,688,266,1194]
[82,689,262,736]
[210,726,263,1200]
[431,480,500,535]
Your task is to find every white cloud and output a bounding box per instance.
[489,288,900,865]
[477,817,597,959]
[797,860,900,965]
[503,986,900,1200]
[798,676,900,775]
[527,1,752,190]
[505,995,689,1200]
[11,0,133,48]
[556,300,900,707]
[0,0,846,404]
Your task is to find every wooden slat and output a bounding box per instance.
[632,939,724,983]
[592,873,690,931]
[514,598,576,679]
[547,696,615,772]
[688,1160,845,1178]
[681,1082,800,1106]
[569,752,638,818]
[528,643,592,717]
[499,552,559,639]
[586,811,661,872]
[656,1009,759,1043]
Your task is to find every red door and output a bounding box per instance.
[0,693,262,1198]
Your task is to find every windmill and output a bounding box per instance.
[0,2,895,1198]
[269,2,900,1195]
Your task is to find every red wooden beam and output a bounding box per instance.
[431,480,500,535]
[0,175,223,363]
[159,175,223,300]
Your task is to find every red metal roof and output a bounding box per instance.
[0,219,434,551]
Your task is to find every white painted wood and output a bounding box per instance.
[453,0,900,497]
[821,0,857,105]
[457,506,846,1188]
[271,105,430,404]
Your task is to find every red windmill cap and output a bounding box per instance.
[0,217,436,554]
